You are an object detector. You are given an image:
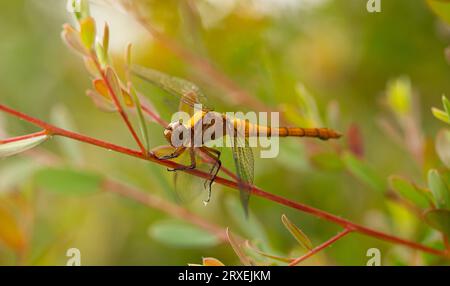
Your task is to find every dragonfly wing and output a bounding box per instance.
[230,123,254,217]
[131,65,210,115]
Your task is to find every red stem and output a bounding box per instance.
[0,103,448,258]
[289,228,353,266]
[91,53,147,154]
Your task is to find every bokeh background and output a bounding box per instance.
[1,0,450,265]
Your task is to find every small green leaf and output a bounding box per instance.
[79,17,96,50]
[428,169,450,208]
[389,176,430,209]
[0,134,48,158]
[148,220,219,248]
[35,168,102,195]
[436,129,450,168]
[129,84,150,152]
[443,95,450,118]
[342,151,386,193]
[281,214,313,251]
[432,108,450,124]
[424,209,450,237]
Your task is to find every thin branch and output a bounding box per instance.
[289,228,353,266]
[0,103,448,258]
[91,52,147,154]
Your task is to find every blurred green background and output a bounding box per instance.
[1,0,450,265]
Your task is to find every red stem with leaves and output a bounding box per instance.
[0,103,448,261]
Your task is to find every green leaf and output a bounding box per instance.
[426,0,450,26]
[428,169,450,208]
[148,220,219,248]
[432,108,450,124]
[389,176,430,209]
[281,214,313,251]
[129,84,150,152]
[424,209,450,237]
[0,134,48,158]
[35,168,102,195]
[443,95,450,118]
[79,17,96,50]
[342,151,386,193]
[436,129,450,168]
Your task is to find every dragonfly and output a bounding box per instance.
[132,65,342,215]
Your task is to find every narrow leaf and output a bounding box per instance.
[79,17,96,50]
[0,205,27,252]
[389,176,430,209]
[436,129,450,168]
[129,84,150,152]
[432,107,450,124]
[281,214,313,251]
[424,209,450,237]
[428,169,450,208]
[0,134,48,158]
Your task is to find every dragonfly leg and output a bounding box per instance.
[167,148,196,172]
[199,147,222,204]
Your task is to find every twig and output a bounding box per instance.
[0,103,448,258]
[91,52,147,154]
[288,228,353,266]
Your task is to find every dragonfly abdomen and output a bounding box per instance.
[276,127,341,140]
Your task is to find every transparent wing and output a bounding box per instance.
[131,65,211,115]
[228,121,254,217]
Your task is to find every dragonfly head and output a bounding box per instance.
[164,121,187,147]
